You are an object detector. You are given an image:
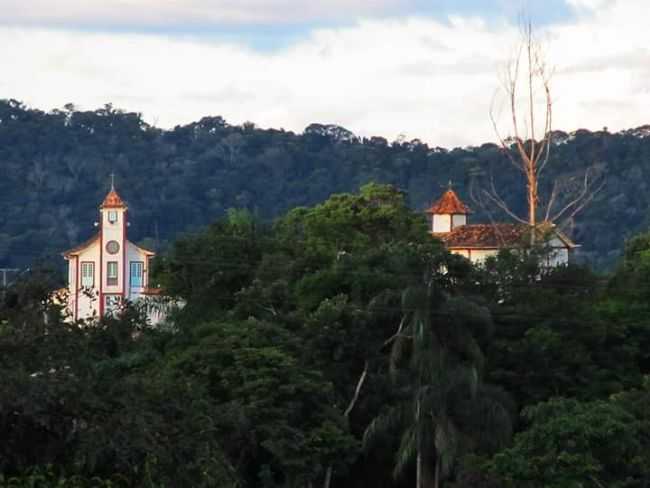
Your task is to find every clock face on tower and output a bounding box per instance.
[106,240,120,255]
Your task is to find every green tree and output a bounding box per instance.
[365,281,512,488]
[488,397,646,488]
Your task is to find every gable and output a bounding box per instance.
[62,233,100,258]
[126,241,155,260]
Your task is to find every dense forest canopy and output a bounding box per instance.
[2,99,650,272]
[2,184,650,487]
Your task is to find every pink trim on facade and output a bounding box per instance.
[74,256,79,321]
[99,215,104,317]
[122,210,127,301]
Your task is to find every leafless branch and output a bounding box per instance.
[383,315,407,347]
[482,174,528,224]
[559,176,605,224]
[344,361,369,417]
[489,96,527,174]
[544,179,559,221]
[536,78,553,177]
[550,167,605,222]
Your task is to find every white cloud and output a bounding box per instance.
[565,0,609,11]
[1,0,405,26]
[1,0,649,147]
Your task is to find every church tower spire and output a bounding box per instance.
[98,179,128,315]
[426,188,471,233]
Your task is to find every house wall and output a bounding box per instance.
[546,248,569,267]
[469,249,499,263]
[73,239,101,320]
[450,248,499,264]
[433,214,451,233]
[125,242,150,301]
[67,256,77,319]
[451,247,570,267]
[451,214,467,229]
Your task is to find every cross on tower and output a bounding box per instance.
[440,180,454,190]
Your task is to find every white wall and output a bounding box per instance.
[545,248,569,267]
[450,248,498,264]
[451,249,468,258]
[451,247,569,267]
[468,249,499,263]
[451,214,466,229]
[433,214,451,233]
[125,242,151,300]
[73,239,101,321]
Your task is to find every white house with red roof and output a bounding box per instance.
[62,184,163,322]
[426,188,577,266]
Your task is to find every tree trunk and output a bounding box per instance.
[416,451,422,488]
[323,467,332,488]
[528,169,538,245]
[434,456,441,488]
[323,361,368,488]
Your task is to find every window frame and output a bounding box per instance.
[107,211,118,223]
[80,261,95,288]
[130,261,144,288]
[104,294,122,316]
[107,261,118,286]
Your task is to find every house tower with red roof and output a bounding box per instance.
[427,186,577,266]
[426,187,472,233]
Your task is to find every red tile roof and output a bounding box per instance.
[100,189,127,209]
[142,287,163,296]
[437,223,576,249]
[426,189,471,215]
[62,233,100,257]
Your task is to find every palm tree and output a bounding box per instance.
[364,282,512,488]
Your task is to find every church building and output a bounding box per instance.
[426,188,577,266]
[62,185,161,322]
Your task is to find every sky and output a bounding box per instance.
[1,0,648,147]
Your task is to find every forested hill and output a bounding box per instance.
[1,98,649,270]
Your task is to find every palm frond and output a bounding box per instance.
[469,389,514,451]
[389,327,408,381]
[444,363,479,399]
[363,404,406,449]
[435,416,459,480]
[392,426,417,480]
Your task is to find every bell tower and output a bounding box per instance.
[99,176,128,314]
[426,186,471,233]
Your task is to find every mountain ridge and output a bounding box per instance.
[1,99,648,271]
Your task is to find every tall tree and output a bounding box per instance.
[365,281,512,488]
[474,22,604,242]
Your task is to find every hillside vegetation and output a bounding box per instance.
[2,184,650,487]
[1,99,649,269]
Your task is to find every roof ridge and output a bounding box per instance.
[426,189,471,215]
[100,188,127,209]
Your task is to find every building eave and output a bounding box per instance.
[129,241,156,256]
[62,233,100,258]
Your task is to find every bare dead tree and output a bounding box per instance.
[474,21,604,243]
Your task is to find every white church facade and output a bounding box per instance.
[426,188,577,266]
[62,186,163,322]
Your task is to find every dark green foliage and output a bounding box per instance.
[476,255,642,406]
[487,397,648,487]
[2,100,650,271]
[0,272,235,486]
[3,183,650,487]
